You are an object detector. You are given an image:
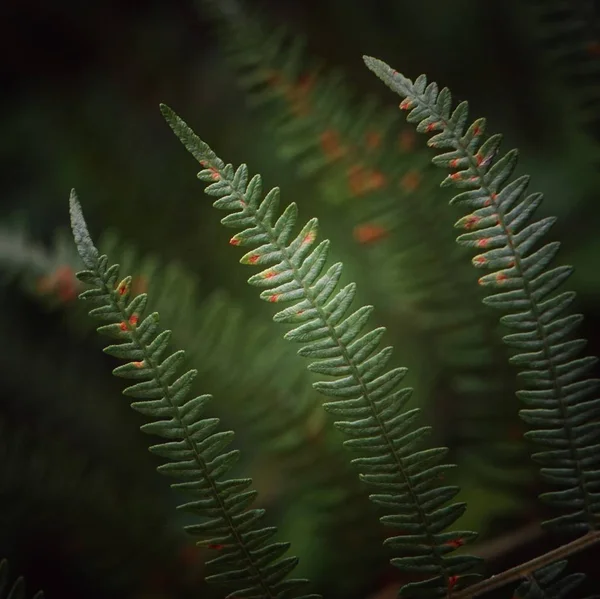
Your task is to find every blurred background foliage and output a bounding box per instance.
[1,0,599,597]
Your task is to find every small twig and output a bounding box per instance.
[453,531,600,599]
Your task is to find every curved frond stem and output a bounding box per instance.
[364,56,600,534]
[69,190,318,599]
[162,106,482,597]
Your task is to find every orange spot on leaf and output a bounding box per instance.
[269,294,280,303]
[248,255,259,265]
[229,237,241,246]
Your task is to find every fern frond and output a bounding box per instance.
[514,559,590,599]
[69,190,318,599]
[0,560,43,599]
[162,105,482,597]
[196,0,531,500]
[363,56,600,534]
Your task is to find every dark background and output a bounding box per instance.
[0,1,599,598]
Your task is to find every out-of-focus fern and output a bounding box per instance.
[0,559,43,599]
[526,0,600,137]
[364,56,600,535]
[69,190,319,599]
[196,0,531,509]
[163,105,483,598]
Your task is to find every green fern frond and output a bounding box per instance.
[363,56,600,534]
[0,560,43,599]
[196,0,529,495]
[514,559,592,599]
[162,105,482,597]
[69,190,319,599]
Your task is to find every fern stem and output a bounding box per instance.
[453,530,600,599]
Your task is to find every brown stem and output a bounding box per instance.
[453,531,600,599]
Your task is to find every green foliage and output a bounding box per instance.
[0,560,42,599]
[364,56,600,534]
[197,0,532,512]
[162,105,482,597]
[69,191,318,599]
[0,221,386,593]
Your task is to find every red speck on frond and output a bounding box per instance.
[117,281,128,295]
[200,160,208,167]
[269,294,280,303]
[477,238,489,248]
[210,168,220,181]
[133,361,144,368]
[263,270,276,279]
[469,176,478,182]
[303,231,316,244]
[208,544,224,550]
[399,98,413,110]
[496,272,508,283]
[248,255,259,265]
[484,198,492,207]
[426,122,440,132]
[366,130,382,150]
[508,260,515,268]
[400,170,421,193]
[129,314,139,326]
[447,538,464,548]
[120,321,127,331]
[354,224,388,244]
[448,576,459,591]
[450,158,460,168]
[473,125,481,136]
[473,255,487,265]
[463,216,480,230]
[475,153,484,166]
[229,237,241,246]
[297,309,305,316]
[450,172,462,181]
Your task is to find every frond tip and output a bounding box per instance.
[162,106,482,598]
[68,191,319,599]
[363,55,600,534]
